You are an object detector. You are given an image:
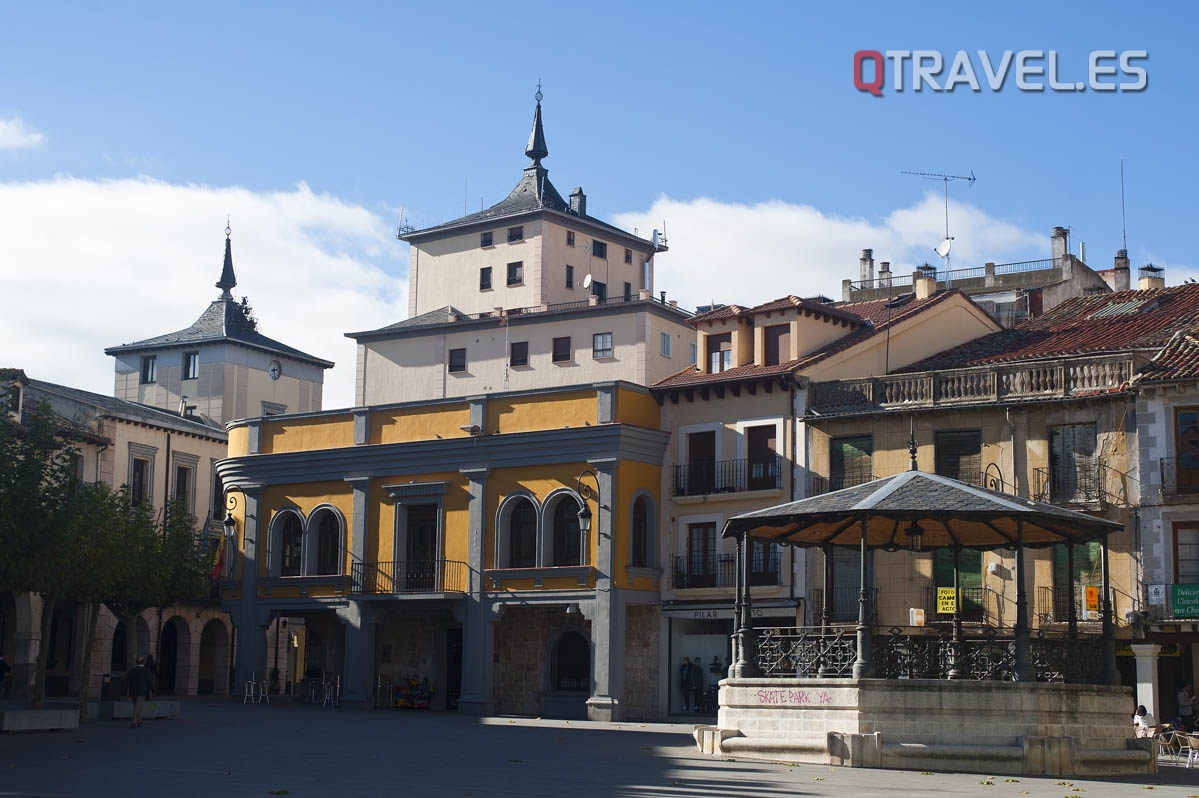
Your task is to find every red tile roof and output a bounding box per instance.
[1135,331,1199,382]
[653,290,964,390]
[906,284,1199,371]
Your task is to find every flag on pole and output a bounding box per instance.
[208,537,225,581]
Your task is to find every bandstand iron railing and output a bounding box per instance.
[754,625,1106,683]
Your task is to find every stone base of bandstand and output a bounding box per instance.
[696,678,1154,777]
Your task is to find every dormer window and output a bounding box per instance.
[763,324,791,366]
[707,333,732,374]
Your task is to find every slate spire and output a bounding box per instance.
[216,222,237,299]
[525,84,548,165]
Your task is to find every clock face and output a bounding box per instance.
[268,360,282,380]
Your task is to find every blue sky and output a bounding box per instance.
[2,2,1193,408]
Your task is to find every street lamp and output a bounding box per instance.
[222,492,255,579]
[576,469,600,567]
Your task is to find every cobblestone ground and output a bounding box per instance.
[1,699,1197,797]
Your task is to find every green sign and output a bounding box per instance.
[1172,584,1199,618]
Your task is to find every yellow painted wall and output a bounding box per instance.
[260,415,355,454]
[227,425,250,457]
[370,405,472,445]
[487,391,595,433]
[366,472,470,565]
[615,387,660,430]
[614,459,662,591]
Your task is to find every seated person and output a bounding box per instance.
[1133,705,1157,737]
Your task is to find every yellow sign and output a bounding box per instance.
[1085,586,1100,613]
[937,587,956,614]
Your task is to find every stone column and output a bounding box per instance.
[1131,643,1162,717]
[336,602,373,703]
[456,467,495,716]
[586,459,623,721]
[233,486,267,696]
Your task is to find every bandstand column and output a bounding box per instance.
[1066,542,1078,638]
[1100,536,1119,685]
[818,543,834,678]
[948,545,964,679]
[853,517,874,679]
[731,531,758,678]
[1013,519,1031,682]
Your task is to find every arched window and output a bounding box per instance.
[509,499,537,568]
[316,513,340,575]
[631,496,649,567]
[552,631,590,691]
[280,514,303,576]
[552,499,581,566]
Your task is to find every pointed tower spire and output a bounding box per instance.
[216,221,237,299]
[525,82,548,165]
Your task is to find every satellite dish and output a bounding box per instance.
[582,273,592,289]
[935,238,953,259]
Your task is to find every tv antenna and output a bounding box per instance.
[902,169,976,270]
[396,208,415,239]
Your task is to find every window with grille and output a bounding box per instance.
[1049,423,1098,502]
[934,429,982,485]
[829,435,873,490]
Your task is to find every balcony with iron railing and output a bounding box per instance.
[1159,457,1199,499]
[671,551,781,590]
[808,354,1135,416]
[351,559,468,595]
[1035,584,1139,626]
[673,456,783,497]
[810,587,880,625]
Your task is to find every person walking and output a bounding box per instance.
[678,657,693,712]
[689,654,706,713]
[126,656,153,728]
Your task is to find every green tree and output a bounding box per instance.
[0,389,83,706]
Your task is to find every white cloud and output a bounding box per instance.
[0,115,45,150]
[0,177,408,410]
[613,193,1047,311]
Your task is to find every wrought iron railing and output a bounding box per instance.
[1033,462,1102,505]
[673,456,783,496]
[1033,584,1136,625]
[810,587,880,624]
[671,552,781,589]
[1160,457,1199,497]
[753,626,1105,683]
[808,355,1134,416]
[351,559,468,594]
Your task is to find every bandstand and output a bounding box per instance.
[697,461,1155,776]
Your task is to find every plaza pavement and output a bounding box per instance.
[1,698,1197,797]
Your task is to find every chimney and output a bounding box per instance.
[860,248,875,283]
[914,265,938,299]
[1113,249,1131,291]
[569,187,587,217]
[1051,226,1069,262]
[660,290,666,304]
[878,261,892,288]
[1139,263,1165,291]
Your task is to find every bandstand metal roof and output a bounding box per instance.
[722,471,1123,550]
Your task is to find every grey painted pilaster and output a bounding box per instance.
[234,486,267,694]
[456,466,494,715]
[468,396,486,434]
[586,458,622,721]
[596,384,615,424]
[336,601,373,703]
[353,409,369,445]
[345,476,371,586]
[247,420,262,455]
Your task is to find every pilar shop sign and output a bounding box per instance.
[1172,584,1199,618]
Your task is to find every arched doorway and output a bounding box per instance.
[544,630,590,719]
[157,616,191,694]
[197,619,229,695]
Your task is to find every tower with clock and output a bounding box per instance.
[105,225,333,425]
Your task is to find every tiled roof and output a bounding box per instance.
[906,283,1199,371]
[1135,331,1199,382]
[723,471,1122,549]
[104,297,333,368]
[26,378,226,437]
[654,290,961,390]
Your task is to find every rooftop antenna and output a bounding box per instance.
[396,209,415,239]
[1120,156,1128,252]
[902,169,976,273]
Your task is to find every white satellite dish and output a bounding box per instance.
[582,273,593,289]
[935,238,953,259]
